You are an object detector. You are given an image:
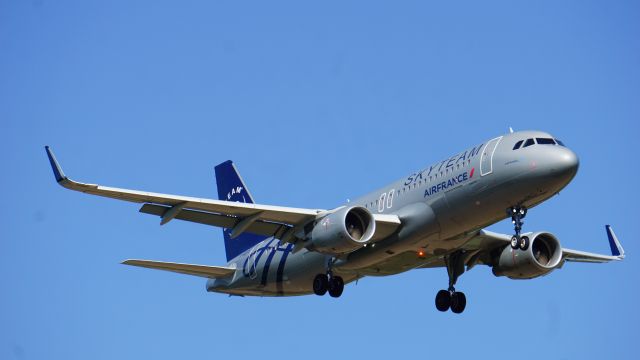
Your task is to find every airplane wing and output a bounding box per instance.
[414,225,624,273]
[562,226,625,263]
[45,147,401,242]
[122,259,236,278]
[464,225,625,264]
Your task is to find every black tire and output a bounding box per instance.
[519,236,530,251]
[435,290,451,312]
[450,292,466,314]
[313,274,328,296]
[328,276,344,298]
[510,236,519,249]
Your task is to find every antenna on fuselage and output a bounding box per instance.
[509,127,514,134]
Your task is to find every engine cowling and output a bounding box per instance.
[492,232,563,279]
[307,206,376,255]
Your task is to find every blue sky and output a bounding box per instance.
[1,1,638,359]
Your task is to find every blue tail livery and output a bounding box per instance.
[214,160,267,261]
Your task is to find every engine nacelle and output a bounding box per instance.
[492,232,563,279]
[307,206,376,255]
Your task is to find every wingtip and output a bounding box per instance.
[45,146,67,183]
[605,225,625,258]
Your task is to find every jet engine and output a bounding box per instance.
[492,232,563,279]
[307,206,376,255]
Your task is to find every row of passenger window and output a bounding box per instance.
[513,137,565,150]
[364,158,474,210]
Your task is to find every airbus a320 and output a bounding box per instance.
[45,130,624,314]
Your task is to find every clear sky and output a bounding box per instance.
[1,1,638,359]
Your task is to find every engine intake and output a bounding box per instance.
[492,232,563,279]
[308,206,376,255]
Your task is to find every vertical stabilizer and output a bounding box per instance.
[215,161,267,261]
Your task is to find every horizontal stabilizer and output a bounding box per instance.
[122,259,236,278]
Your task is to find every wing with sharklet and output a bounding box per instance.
[45,147,401,243]
[412,226,625,274]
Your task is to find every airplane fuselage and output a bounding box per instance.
[207,130,579,296]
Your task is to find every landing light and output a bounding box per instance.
[418,250,426,258]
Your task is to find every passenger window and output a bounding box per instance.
[536,138,556,145]
[513,140,524,150]
[523,138,535,148]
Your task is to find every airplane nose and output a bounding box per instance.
[552,147,579,178]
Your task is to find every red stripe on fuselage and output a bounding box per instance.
[470,167,475,178]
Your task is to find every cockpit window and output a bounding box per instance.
[536,138,556,145]
[555,139,565,146]
[513,140,524,150]
[523,138,535,148]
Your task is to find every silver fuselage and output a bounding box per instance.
[207,130,579,296]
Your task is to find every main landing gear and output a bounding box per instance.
[435,251,467,314]
[508,206,529,251]
[313,260,344,298]
[313,273,344,298]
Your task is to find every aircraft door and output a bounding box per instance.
[480,136,502,176]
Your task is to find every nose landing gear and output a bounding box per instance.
[508,206,529,251]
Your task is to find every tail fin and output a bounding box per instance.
[215,160,267,261]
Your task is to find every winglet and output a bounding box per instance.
[606,225,625,258]
[45,146,67,183]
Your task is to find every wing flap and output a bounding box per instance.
[122,259,236,278]
[139,203,287,237]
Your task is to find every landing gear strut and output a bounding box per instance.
[313,259,344,298]
[435,251,467,314]
[508,206,529,251]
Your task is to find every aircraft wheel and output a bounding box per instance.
[450,292,466,314]
[435,290,451,312]
[328,276,344,298]
[313,274,328,296]
[519,236,530,251]
[510,236,519,250]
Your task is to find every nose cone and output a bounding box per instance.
[553,147,579,178]
[541,146,579,191]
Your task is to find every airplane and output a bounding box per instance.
[45,130,625,314]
